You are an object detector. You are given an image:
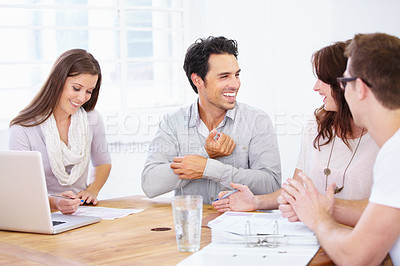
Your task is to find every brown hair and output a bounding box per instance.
[183,36,238,93]
[345,33,400,109]
[10,49,102,127]
[313,40,354,149]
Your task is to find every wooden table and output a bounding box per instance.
[0,195,333,265]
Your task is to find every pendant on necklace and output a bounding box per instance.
[323,168,331,176]
[334,186,344,194]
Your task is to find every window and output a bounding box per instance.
[0,0,187,130]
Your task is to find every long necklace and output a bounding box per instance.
[324,129,365,194]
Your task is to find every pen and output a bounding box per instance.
[256,233,286,237]
[48,194,84,203]
[213,189,238,202]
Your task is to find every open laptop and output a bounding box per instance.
[0,150,101,234]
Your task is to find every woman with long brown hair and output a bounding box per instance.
[9,49,111,214]
[213,41,379,224]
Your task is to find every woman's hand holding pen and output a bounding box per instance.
[49,191,83,215]
[212,183,256,213]
[77,187,99,205]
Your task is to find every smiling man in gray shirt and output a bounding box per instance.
[141,36,281,204]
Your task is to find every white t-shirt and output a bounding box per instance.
[369,128,400,265]
[296,118,379,200]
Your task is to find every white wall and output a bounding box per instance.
[2,0,399,200]
[76,0,400,200]
[184,0,400,183]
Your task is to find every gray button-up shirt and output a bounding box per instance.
[141,101,281,204]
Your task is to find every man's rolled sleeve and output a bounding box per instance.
[202,158,224,183]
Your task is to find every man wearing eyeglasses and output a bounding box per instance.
[141,36,281,204]
[280,32,400,265]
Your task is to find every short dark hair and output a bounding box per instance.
[345,33,400,109]
[183,36,238,93]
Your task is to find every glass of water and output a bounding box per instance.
[171,195,203,252]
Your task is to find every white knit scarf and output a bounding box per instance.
[40,108,90,186]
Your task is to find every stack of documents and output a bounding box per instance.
[177,242,320,266]
[55,206,144,220]
[207,211,318,245]
[178,211,320,266]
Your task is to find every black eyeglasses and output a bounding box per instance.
[337,77,358,90]
[337,76,372,90]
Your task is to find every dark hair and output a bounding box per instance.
[183,36,238,93]
[10,49,102,127]
[312,40,354,149]
[345,32,400,109]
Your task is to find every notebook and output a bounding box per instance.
[0,150,101,234]
[178,211,320,266]
[207,211,317,245]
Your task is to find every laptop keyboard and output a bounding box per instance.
[52,220,66,226]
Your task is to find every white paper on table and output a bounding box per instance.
[177,242,320,266]
[208,211,314,236]
[55,206,144,220]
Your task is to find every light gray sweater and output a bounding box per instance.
[9,109,111,194]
